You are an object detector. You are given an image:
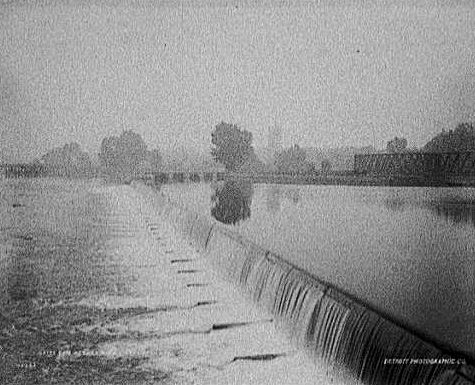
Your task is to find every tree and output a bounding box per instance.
[40,142,93,177]
[386,137,408,153]
[211,122,253,172]
[99,130,154,180]
[238,149,266,174]
[423,122,475,152]
[148,149,162,172]
[275,144,310,173]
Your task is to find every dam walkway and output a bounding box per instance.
[90,185,340,384]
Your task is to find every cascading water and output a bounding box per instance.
[203,225,475,385]
[135,183,475,385]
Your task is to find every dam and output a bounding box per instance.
[1,177,473,384]
[156,179,475,384]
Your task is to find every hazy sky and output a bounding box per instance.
[1,0,475,162]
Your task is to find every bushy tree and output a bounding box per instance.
[40,142,93,177]
[275,144,310,173]
[211,122,253,172]
[238,149,266,174]
[386,137,408,153]
[99,130,160,180]
[148,149,162,172]
[423,122,475,152]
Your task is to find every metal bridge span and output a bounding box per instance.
[354,151,475,176]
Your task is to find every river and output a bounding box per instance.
[160,180,475,358]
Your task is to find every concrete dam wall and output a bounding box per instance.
[134,182,475,385]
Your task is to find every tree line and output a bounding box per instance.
[32,120,475,180]
[211,121,314,174]
[34,130,162,181]
[386,123,475,154]
[36,123,315,178]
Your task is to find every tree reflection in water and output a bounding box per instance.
[384,195,475,228]
[384,197,407,212]
[284,188,300,204]
[265,185,282,214]
[211,179,253,225]
[430,199,475,228]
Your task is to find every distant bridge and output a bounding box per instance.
[1,163,46,178]
[143,171,226,184]
[354,152,475,176]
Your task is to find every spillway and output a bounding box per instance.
[135,182,475,385]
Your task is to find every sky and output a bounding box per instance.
[1,0,475,162]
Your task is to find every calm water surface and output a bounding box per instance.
[161,181,475,357]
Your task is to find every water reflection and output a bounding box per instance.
[384,197,407,212]
[429,199,475,228]
[266,185,282,214]
[284,188,300,204]
[211,179,253,225]
[384,194,475,228]
[264,185,301,215]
